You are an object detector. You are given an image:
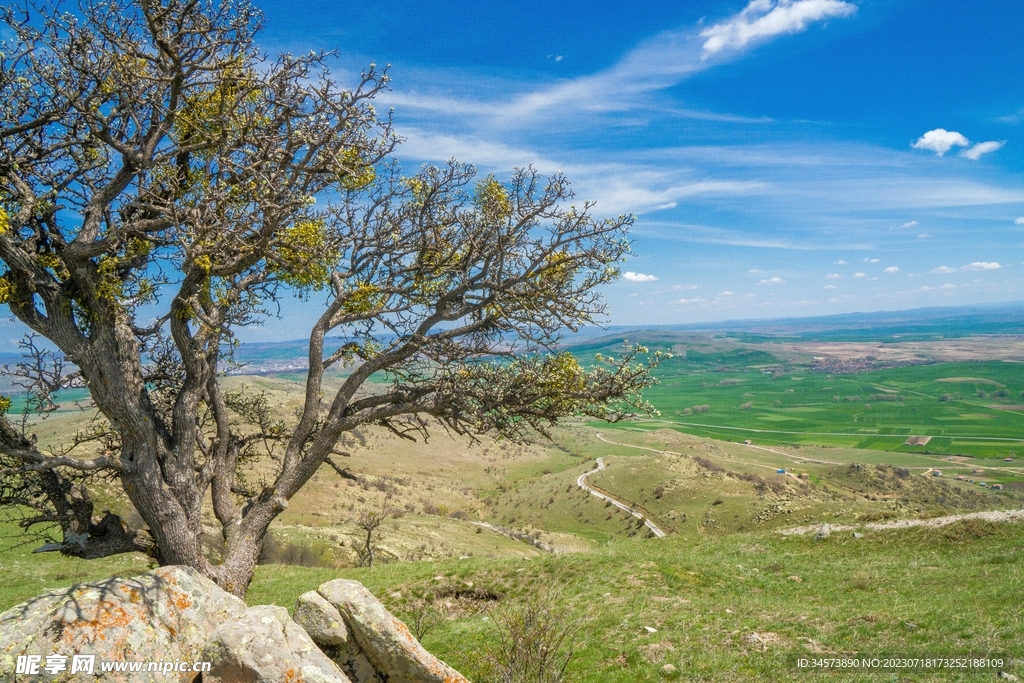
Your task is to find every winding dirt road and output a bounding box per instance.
[576,458,667,538]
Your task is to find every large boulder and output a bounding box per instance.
[0,565,245,682]
[314,579,470,683]
[203,605,352,683]
[294,591,382,683]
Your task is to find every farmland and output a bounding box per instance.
[571,333,1024,459]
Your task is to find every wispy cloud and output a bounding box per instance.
[962,140,1005,160]
[700,0,856,56]
[931,262,1001,273]
[388,0,857,127]
[961,261,1001,271]
[622,272,659,282]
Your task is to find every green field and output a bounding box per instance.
[578,339,1024,459]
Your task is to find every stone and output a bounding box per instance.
[814,524,831,540]
[0,565,245,682]
[296,591,351,646]
[203,605,351,683]
[294,591,381,683]
[317,579,470,683]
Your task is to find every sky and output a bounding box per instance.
[250,0,1024,331]
[3,0,1024,347]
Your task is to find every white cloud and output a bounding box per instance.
[1015,217,1024,225]
[834,259,846,265]
[758,277,786,285]
[622,271,659,282]
[912,128,970,156]
[961,140,1004,161]
[826,273,840,279]
[932,262,1001,273]
[900,220,918,228]
[884,266,899,273]
[853,272,866,278]
[700,0,857,57]
[823,284,837,290]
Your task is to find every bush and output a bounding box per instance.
[258,532,336,568]
[480,585,580,683]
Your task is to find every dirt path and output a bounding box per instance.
[576,457,667,538]
[778,508,1024,536]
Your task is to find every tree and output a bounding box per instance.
[0,0,659,596]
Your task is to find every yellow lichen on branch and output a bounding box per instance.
[340,282,387,315]
[474,176,511,224]
[272,219,339,290]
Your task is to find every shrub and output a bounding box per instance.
[480,585,581,683]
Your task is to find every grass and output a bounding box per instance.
[595,350,1024,459]
[242,520,1024,682]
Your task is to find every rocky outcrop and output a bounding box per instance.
[203,605,352,683]
[1,569,470,683]
[0,566,245,682]
[307,579,470,683]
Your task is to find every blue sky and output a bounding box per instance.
[254,0,1024,330]
[4,0,1024,347]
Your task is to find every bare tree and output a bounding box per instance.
[353,491,391,568]
[0,0,660,595]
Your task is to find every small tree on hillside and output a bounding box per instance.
[0,0,658,595]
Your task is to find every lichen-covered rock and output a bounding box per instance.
[317,579,469,683]
[295,591,351,646]
[203,605,351,683]
[0,565,245,682]
[294,591,382,683]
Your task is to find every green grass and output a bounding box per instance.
[243,521,1024,682]
[606,357,1024,459]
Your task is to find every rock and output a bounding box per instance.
[852,531,864,539]
[660,662,680,678]
[814,524,831,540]
[0,565,245,682]
[317,579,470,683]
[204,605,351,683]
[296,591,351,646]
[294,591,381,683]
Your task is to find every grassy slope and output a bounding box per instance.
[246,521,1024,682]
